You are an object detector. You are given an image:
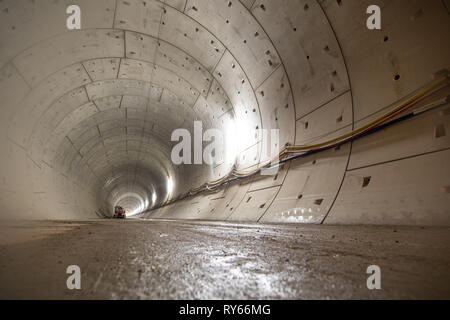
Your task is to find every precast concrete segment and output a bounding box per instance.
[0,0,449,224]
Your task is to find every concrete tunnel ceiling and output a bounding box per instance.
[0,0,449,224]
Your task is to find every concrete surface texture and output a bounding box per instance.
[0,0,449,225]
[0,219,449,299]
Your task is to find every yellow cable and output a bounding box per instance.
[287,78,447,151]
[230,77,447,177]
[185,76,448,195]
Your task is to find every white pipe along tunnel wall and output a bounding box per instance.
[0,0,449,226]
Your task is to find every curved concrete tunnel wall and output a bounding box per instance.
[0,0,449,224]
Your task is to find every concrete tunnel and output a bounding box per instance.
[0,0,449,300]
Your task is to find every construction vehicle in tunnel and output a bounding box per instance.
[113,206,126,219]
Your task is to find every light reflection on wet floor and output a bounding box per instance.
[0,219,449,299]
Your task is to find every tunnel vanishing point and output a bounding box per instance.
[0,0,450,300]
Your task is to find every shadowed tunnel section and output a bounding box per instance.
[0,0,449,224]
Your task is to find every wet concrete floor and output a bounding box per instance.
[0,219,449,299]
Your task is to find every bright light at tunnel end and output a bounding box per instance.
[114,192,148,217]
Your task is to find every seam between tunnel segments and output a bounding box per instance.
[155,2,270,167]
[138,59,156,203]
[153,0,384,221]
[113,0,119,29]
[254,63,283,93]
[317,0,355,225]
[228,0,352,224]
[9,61,32,89]
[319,141,353,225]
[116,58,202,103]
[116,58,123,80]
[95,122,117,181]
[6,29,212,105]
[91,100,101,112]
[223,183,252,221]
[6,28,126,70]
[211,47,227,81]
[243,0,298,144]
[77,127,173,170]
[112,28,228,110]
[67,115,172,159]
[237,1,303,218]
[5,14,266,188]
[256,161,293,223]
[295,89,351,122]
[113,43,262,184]
[65,135,104,186]
[298,123,354,147]
[347,146,450,173]
[117,28,223,87]
[10,3,299,210]
[239,0,257,10]
[208,49,237,132]
[20,58,208,138]
[118,95,124,109]
[141,52,174,184]
[7,25,233,121]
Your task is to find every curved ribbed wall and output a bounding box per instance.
[0,0,449,225]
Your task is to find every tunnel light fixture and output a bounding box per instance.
[167,177,174,196]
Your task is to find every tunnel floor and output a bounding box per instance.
[0,219,449,300]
